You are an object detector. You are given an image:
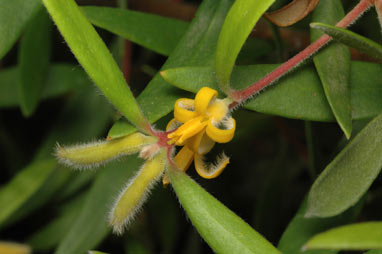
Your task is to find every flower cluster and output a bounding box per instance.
[56,87,236,234]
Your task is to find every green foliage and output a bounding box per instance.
[215,0,275,93]
[169,168,280,254]
[304,222,382,251]
[1,0,382,253]
[306,113,382,217]
[311,0,352,138]
[82,6,188,56]
[18,8,52,117]
[311,22,382,60]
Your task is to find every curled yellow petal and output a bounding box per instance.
[194,87,217,115]
[56,132,156,169]
[166,118,181,132]
[206,117,236,143]
[109,150,166,234]
[194,153,229,179]
[174,98,198,123]
[0,241,31,254]
[186,131,215,155]
[162,146,194,185]
[206,99,229,122]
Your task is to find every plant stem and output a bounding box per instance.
[229,0,374,108]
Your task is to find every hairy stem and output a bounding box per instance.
[229,0,374,108]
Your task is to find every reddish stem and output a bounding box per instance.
[229,0,374,108]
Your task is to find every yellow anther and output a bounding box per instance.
[168,115,207,145]
[174,98,198,123]
[194,87,218,115]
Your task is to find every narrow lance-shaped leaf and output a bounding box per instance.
[311,0,352,138]
[18,7,52,117]
[0,0,41,59]
[42,0,151,134]
[169,168,280,254]
[278,196,363,254]
[0,64,89,109]
[310,22,382,60]
[0,159,56,227]
[264,0,320,27]
[305,113,382,218]
[216,0,275,94]
[82,6,188,56]
[304,222,382,251]
[107,0,234,139]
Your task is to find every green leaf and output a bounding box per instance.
[304,222,382,251]
[0,64,89,108]
[160,61,382,121]
[216,0,275,93]
[311,0,352,138]
[0,159,56,227]
[28,193,86,250]
[311,23,382,60]
[305,113,382,218]
[42,0,151,134]
[2,85,113,228]
[55,157,141,254]
[89,251,109,254]
[82,6,188,56]
[366,250,382,254]
[108,0,235,139]
[169,168,280,254]
[278,197,363,254]
[0,0,41,59]
[18,8,52,117]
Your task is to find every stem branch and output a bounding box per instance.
[229,0,374,108]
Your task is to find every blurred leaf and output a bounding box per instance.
[42,0,151,134]
[305,113,382,217]
[310,22,382,60]
[82,6,188,56]
[366,250,382,254]
[169,168,280,254]
[160,61,382,121]
[215,0,275,93]
[264,0,320,27]
[3,86,113,228]
[55,157,141,254]
[311,0,352,138]
[0,64,89,108]
[88,251,109,254]
[0,0,41,59]
[278,197,363,254]
[0,159,56,227]
[304,222,382,251]
[28,193,86,250]
[18,7,52,117]
[108,0,235,139]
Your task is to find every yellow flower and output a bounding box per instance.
[164,87,236,184]
[55,87,236,234]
